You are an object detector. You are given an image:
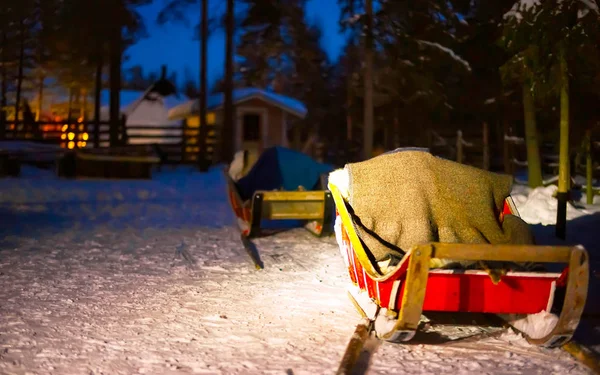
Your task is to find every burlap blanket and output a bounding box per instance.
[343,150,534,268]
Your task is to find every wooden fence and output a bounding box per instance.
[430,124,600,192]
[0,118,217,165]
[427,124,497,171]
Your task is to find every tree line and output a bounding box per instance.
[1,0,599,181]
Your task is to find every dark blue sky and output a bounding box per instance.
[125,0,347,88]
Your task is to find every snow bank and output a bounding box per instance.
[505,311,560,339]
[511,184,595,225]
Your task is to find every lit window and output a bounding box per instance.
[207,112,216,125]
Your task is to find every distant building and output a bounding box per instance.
[168,88,307,163]
[96,87,188,146]
[39,74,187,148]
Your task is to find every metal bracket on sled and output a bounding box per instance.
[322,191,334,235]
[249,193,264,238]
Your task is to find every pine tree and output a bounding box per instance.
[501,0,600,237]
[236,0,333,151]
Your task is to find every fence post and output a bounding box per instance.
[181,119,187,163]
[586,128,593,204]
[0,110,5,140]
[456,130,463,164]
[120,114,128,146]
[93,118,100,149]
[427,128,432,152]
[483,122,490,170]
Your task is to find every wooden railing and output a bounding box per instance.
[0,119,217,165]
[427,125,494,171]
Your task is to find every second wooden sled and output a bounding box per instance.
[328,182,589,348]
[225,170,334,238]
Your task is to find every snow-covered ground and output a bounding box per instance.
[0,166,597,374]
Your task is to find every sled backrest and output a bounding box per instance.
[253,190,331,221]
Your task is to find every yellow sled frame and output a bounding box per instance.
[225,170,334,238]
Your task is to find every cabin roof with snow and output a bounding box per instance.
[168,88,308,120]
[100,89,188,114]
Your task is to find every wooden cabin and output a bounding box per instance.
[168,88,307,163]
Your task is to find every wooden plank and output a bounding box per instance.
[76,153,160,163]
[429,243,572,263]
[263,201,324,220]
[261,191,325,201]
[395,245,432,332]
[336,319,373,375]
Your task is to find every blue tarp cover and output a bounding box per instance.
[236,147,333,201]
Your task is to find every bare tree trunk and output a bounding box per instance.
[80,88,87,120]
[346,96,352,141]
[522,83,543,188]
[197,0,209,171]
[483,122,490,170]
[346,63,353,141]
[36,75,44,121]
[503,117,512,175]
[456,130,463,164]
[221,0,235,164]
[393,107,400,148]
[36,29,45,123]
[68,87,73,121]
[14,17,25,126]
[363,0,374,160]
[109,21,122,147]
[585,128,593,205]
[94,53,102,148]
[556,47,570,239]
[0,29,7,139]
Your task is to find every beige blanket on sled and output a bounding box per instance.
[343,150,533,268]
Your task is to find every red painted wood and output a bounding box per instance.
[338,210,559,315]
[365,271,378,300]
[354,250,366,290]
[423,273,552,313]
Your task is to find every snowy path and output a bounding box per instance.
[0,167,594,374]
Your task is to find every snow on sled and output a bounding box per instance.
[328,149,588,348]
[225,146,335,238]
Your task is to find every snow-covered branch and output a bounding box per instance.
[504,0,541,21]
[415,40,472,72]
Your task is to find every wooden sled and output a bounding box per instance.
[328,182,589,348]
[225,169,334,238]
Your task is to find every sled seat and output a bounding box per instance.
[225,170,334,237]
[328,182,589,348]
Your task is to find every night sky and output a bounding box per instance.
[125,0,347,89]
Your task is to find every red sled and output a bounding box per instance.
[328,183,589,348]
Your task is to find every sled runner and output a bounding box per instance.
[328,181,589,348]
[225,147,335,238]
